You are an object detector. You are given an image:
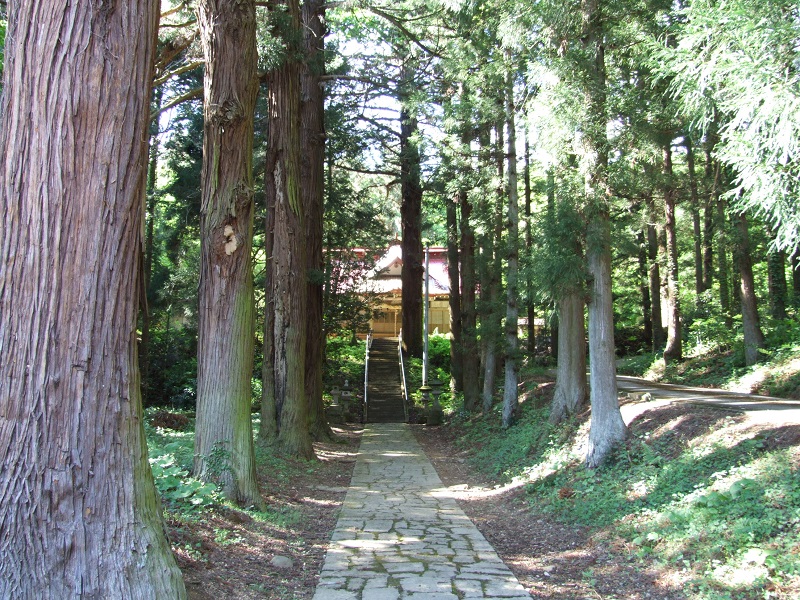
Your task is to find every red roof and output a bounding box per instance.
[368,243,451,296]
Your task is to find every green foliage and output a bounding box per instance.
[427,334,451,371]
[403,334,455,414]
[617,317,800,399]
[145,410,220,512]
[324,336,366,390]
[149,455,219,510]
[657,0,800,251]
[528,172,587,304]
[145,324,198,408]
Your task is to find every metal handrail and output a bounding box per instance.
[363,331,372,423]
[398,330,410,422]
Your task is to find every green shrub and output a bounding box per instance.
[149,454,219,510]
[145,410,220,511]
[324,336,366,390]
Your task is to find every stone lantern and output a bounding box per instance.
[426,378,444,426]
[340,380,354,422]
[326,386,344,424]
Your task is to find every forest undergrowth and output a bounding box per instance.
[442,360,800,600]
[617,319,800,400]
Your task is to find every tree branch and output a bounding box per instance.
[154,60,204,87]
[357,115,400,138]
[368,5,443,59]
[337,164,399,178]
[150,87,203,121]
[160,1,188,20]
[160,19,197,29]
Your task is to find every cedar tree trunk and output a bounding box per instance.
[646,193,666,351]
[717,191,733,327]
[792,251,800,307]
[259,191,278,444]
[0,2,186,597]
[482,125,505,414]
[582,0,627,468]
[502,68,520,430]
[268,0,315,459]
[400,75,424,358]
[734,213,765,366]
[702,138,717,292]
[460,190,481,411]
[686,136,704,295]
[524,131,536,354]
[767,245,788,320]
[662,142,683,363]
[638,229,653,348]
[195,0,263,507]
[301,0,334,442]
[447,198,464,393]
[550,293,587,424]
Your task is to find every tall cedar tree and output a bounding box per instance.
[547,170,587,424]
[0,2,186,596]
[301,0,334,441]
[734,213,765,366]
[460,185,481,411]
[482,124,504,413]
[581,0,627,468]
[662,142,683,362]
[447,196,464,393]
[194,0,263,506]
[267,0,316,459]
[400,59,425,358]
[502,62,520,429]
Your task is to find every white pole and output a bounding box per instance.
[423,245,430,386]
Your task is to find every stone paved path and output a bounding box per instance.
[313,423,530,599]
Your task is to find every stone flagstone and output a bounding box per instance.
[313,424,530,599]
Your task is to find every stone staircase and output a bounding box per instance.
[365,338,407,423]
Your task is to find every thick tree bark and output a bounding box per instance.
[586,214,626,468]
[502,68,520,430]
[0,2,186,597]
[524,128,536,354]
[480,235,497,413]
[581,0,626,468]
[195,0,263,507]
[662,143,683,363]
[550,294,587,424]
[702,139,717,292]
[301,0,334,442]
[259,190,278,444]
[686,136,704,295]
[482,125,505,414]
[792,251,800,307]
[716,193,733,327]
[768,244,788,320]
[400,62,424,358]
[460,190,481,412]
[267,0,315,460]
[734,213,765,366]
[548,172,560,361]
[637,229,653,348]
[447,198,464,393]
[646,213,665,351]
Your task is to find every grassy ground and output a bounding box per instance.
[616,329,800,400]
[438,361,800,599]
[145,410,361,599]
